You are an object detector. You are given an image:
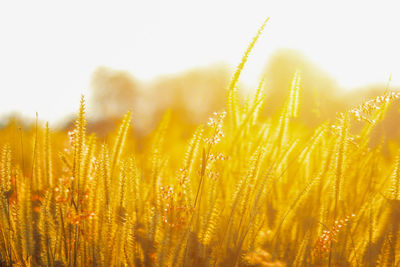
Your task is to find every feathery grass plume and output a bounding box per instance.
[110,111,131,178]
[0,144,14,266]
[31,113,40,192]
[99,144,111,206]
[297,122,328,179]
[382,198,400,265]
[125,157,140,226]
[276,70,301,148]
[112,163,129,266]
[391,150,400,200]
[227,18,269,130]
[287,70,301,118]
[10,181,26,266]
[219,148,264,262]
[148,110,171,249]
[72,95,87,205]
[38,191,56,266]
[0,144,12,193]
[292,231,311,267]
[150,110,171,192]
[361,200,377,264]
[327,113,349,265]
[200,199,221,246]
[230,82,266,151]
[251,76,266,125]
[21,178,34,263]
[235,148,265,232]
[377,232,395,267]
[179,125,204,207]
[79,133,96,196]
[274,168,322,244]
[43,123,53,187]
[331,113,349,217]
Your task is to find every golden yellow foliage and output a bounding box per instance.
[1,19,400,267]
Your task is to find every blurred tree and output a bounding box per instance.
[146,63,231,124]
[88,64,231,135]
[90,66,139,120]
[263,49,344,125]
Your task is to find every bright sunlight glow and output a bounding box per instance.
[1,0,400,122]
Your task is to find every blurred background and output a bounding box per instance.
[1,0,400,138]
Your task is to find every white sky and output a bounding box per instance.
[1,0,400,123]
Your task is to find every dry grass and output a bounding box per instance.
[1,19,400,267]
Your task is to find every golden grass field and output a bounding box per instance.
[2,19,400,267]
